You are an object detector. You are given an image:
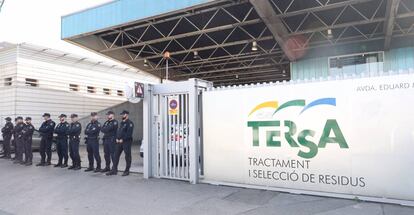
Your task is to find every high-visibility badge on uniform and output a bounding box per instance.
[168,96,179,116]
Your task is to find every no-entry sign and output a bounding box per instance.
[168,96,179,116]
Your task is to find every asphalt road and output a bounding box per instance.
[0,159,414,215]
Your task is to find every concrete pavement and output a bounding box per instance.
[0,160,414,215]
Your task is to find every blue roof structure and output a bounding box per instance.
[62,0,212,39]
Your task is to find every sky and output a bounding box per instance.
[0,0,118,62]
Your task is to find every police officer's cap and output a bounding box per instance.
[5,117,11,121]
[120,110,129,115]
[16,116,23,120]
[25,117,32,121]
[90,112,98,116]
[106,110,115,115]
[42,113,51,117]
[59,114,67,118]
[70,114,78,118]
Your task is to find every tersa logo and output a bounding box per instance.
[247,98,348,159]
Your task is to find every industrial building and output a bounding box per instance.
[61,0,414,206]
[0,42,159,127]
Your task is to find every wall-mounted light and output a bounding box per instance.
[144,59,148,67]
[252,41,258,51]
[327,29,333,39]
[193,51,199,59]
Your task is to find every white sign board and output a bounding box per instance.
[203,74,414,204]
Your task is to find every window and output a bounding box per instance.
[329,52,384,77]
[4,77,12,86]
[69,84,79,92]
[117,90,124,96]
[103,88,111,95]
[25,78,38,87]
[87,86,96,93]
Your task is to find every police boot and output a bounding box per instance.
[85,165,94,172]
[106,170,117,176]
[122,171,130,177]
[68,165,75,170]
[73,165,81,170]
[46,161,52,166]
[25,162,32,166]
[61,162,68,168]
[54,163,62,168]
[101,166,111,173]
[94,164,101,173]
[36,162,46,166]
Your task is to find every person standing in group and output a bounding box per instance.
[22,117,35,166]
[10,118,18,161]
[0,117,13,159]
[107,110,134,177]
[100,111,118,173]
[13,116,25,165]
[54,114,70,168]
[84,112,102,172]
[37,113,56,166]
[67,114,82,170]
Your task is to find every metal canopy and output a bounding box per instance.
[63,0,414,86]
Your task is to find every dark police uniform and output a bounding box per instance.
[54,115,70,167]
[22,118,35,165]
[67,114,82,170]
[14,119,25,164]
[108,111,134,176]
[1,118,13,159]
[85,116,102,172]
[100,113,118,172]
[11,118,17,160]
[38,113,56,166]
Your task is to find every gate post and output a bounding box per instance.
[188,79,199,184]
[143,84,152,179]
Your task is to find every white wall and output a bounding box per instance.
[0,43,160,128]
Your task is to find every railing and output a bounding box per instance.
[207,68,414,91]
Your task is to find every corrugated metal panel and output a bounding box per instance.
[0,47,17,65]
[291,57,329,80]
[61,0,212,39]
[385,47,414,72]
[291,47,414,80]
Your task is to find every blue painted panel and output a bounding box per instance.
[291,57,329,80]
[385,47,414,72]
[291,47,414,80]
[61,0,211,39]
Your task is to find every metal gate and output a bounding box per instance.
[143,79,212,183]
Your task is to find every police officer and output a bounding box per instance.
[11,117,18,161]
[13,116,25,165]
[54,114,70,168]
[85,112,102,172]
[100,111,118,173]
[107,110,134,176]
[37,113,56,166]
[67,114,82,170]
[22,117,35,166]
[0,117,13,159]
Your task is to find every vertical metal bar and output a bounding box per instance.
[198,90,204,176]
[164,96,169,177]
[185,93,190,179]
[189,79,199,184]
[179,94,184,178]
[143,84,152,179]
[172,95,176,178]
